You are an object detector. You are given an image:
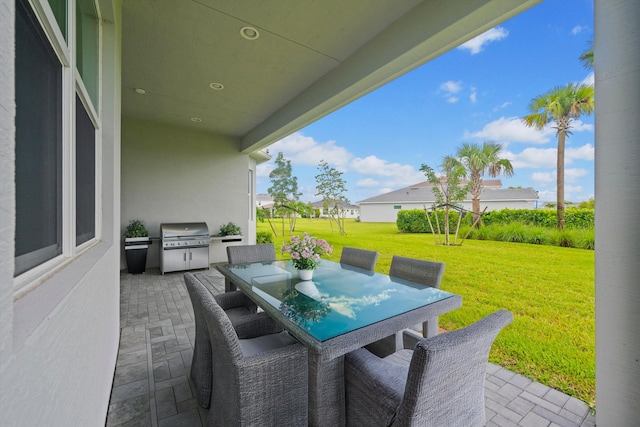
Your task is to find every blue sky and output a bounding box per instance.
[256,0,595,205]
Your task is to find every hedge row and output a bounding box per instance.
[482,208,594,228]
[396,209,472,234]
[396,208,594,233]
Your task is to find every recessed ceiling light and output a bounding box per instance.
[209,82,224,90]
[240,26,260,40]
[191,117,202,122]
[134,88,146,94]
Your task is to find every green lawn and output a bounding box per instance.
[258,218,595,406]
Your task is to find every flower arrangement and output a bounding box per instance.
[281,233,333,270]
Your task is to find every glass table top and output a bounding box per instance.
[221,259,456,342]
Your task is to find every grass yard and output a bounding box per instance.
[258,218,595,406]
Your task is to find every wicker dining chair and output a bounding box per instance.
[366,255,446,357]
[345,310,514,427]
[390,255,445,336]
[339,247,379,272]
[184,273,283,408]
[225,243,277,292]
[200,278,309,426]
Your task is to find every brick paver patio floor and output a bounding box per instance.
[106,267,596,427]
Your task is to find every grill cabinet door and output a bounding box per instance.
[188,247,209,270]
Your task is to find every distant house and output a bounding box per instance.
[358,180,538,223]
[310,200,360,219]
[256,193,274,209]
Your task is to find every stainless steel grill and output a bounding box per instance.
[160,222,210,274]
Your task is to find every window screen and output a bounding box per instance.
[15,0,63,276]
[76,95,96,246]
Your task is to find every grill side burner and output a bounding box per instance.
[160,222,210,274]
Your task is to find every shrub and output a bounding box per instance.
[482,208,594,229]
[576,228,595,250]
[256,231,273,244]
[124,219,149,238]
[524,227,550,245]
[219,222,242,236]
[496,222,527,243]
[396,209,429,233]
[550,229,576,248]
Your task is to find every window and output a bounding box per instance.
[394,205,402,209]
[76,0,99,104]
[15,0,63,276]
[15,0,101,279]
[75,95,96,246]
[48,0,67,40]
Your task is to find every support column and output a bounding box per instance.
[595,0,640,424]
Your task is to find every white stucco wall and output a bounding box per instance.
[121,118,254,266]
[0,2,122,425]
[595,0,640,423]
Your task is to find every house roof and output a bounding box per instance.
[310,200,359,209]
[358,182,538,204]
[121,0,541,153]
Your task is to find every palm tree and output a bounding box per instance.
[455,142,514,224]
[579,40,594,70]
[522,83,594,229]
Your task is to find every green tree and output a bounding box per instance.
[522,83,594,230]
[315,160,349,235]
[268,152,301,235]
[579,40,594,70]
[420,156,469,245]
[455,141,514,224]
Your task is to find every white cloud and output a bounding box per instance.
[537,190,556,202]
[566,143,594,161]
[580,72,594,86]
[504,143,594,170]
[565,168,590,183]
[357,178,380,188]
[458,26,509,54]
[466,117,593,146]
[351,155,425,188]
[268,132,352,169]
[439,80,462,103]
[532,171,555,185]
[565,185,583,193]
[493,101,512,112]
[569,120,594,133]
[505,147,557,169]
[440,80,462,93]
[530,170,593,191]
[466,116,554,145]
[572,25,586,35]
[256,163,273,178]
[470,87,478,103]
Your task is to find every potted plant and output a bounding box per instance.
[219,222,242,236]
[124,219,151,274]
[281,232,333,280]
[218,222,243,243]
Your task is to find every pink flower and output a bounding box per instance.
[281,233,333,270]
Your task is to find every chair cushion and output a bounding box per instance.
[224,306,252,324]
[384,349,413,367]
[239,331,299,357]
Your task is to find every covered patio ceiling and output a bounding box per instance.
[121,0,541,153]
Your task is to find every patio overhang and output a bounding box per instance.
[122,0,542,154]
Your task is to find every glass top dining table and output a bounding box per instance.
[219,259,457,342]
[216,259,462,427]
